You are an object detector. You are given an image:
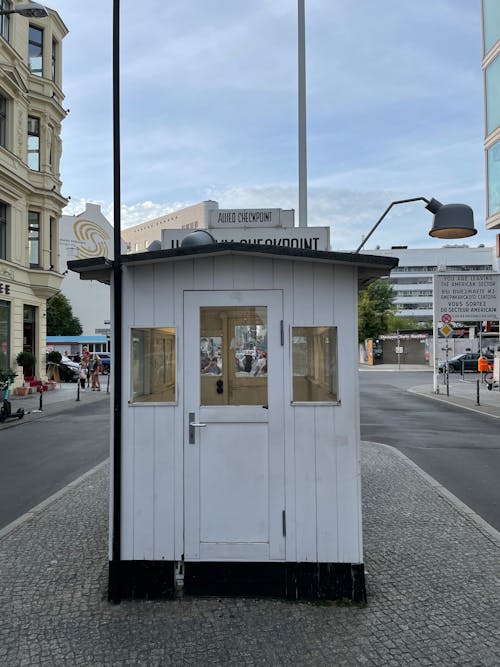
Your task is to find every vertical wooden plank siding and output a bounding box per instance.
[333,266,363,562]
[272,260,296,561]
[312,263,339,562]
[172,260,194,559]
[121,254,363,565]
[292,262,317,561]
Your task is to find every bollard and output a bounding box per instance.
[39,386,43,411]
[476,379,480,406]
[76,381,80,402]
[107,371,110,394]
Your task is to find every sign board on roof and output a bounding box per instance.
[161,226,330,251]
[433,273,500,321]
[208,208,294,229]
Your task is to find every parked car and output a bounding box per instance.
[99,353,111,374]
[439,352,494,373]
[61,356,80,382]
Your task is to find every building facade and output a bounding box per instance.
[60,203,116,337]
[482,0,500,230]
[121,201,298,254]
[366,244,500,319]
[0,2,67,381]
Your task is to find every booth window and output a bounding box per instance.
[292,326,338,403]
[131,327,176,403]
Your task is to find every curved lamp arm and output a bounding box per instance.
[355,197,433,253]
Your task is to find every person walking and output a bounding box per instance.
[90,354,101,391]
[79,361,88,391]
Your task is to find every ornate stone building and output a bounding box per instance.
[0,2,67,381]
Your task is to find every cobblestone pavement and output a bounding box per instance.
[1,443,499,666]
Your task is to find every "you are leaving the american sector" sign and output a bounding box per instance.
[434,272,500,321]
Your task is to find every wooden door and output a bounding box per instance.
[184,290,285,562]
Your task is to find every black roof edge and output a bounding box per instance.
[67,244,398,288]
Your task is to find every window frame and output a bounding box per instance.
[28,210,40,267]
[0,202,7,261]
[0,93,6,148]
[129,326,177,405]
[0,0,10,41]
[27,115,40,170]
[0,299,10,372]
[290,324,340,406]
[28,24,44,77]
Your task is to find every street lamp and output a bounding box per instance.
[355,196,477,253]
[0,2,48,17]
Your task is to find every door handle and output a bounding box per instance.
[189,412,206,444]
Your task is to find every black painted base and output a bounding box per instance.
[108,560,366,604]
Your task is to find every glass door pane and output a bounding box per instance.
[200,306,268,406]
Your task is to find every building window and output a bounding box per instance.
[486,55,500,135]
[0,202,6,260]
[292,326,338,403]
[0,0,10,41]
[483,0,500,55]
[27,116,40,170]
[0,94,6,148]
[0,299,10,372]
[28,211,40,267]
[23,305,36,357]
[51,38,57,82]
[131,328,176,403]
[488,140,500,218]
[49,216,56,269]
[29,25,43,76]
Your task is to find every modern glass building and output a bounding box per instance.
[482,0,500,230]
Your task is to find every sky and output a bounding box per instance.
[45,0,493,251]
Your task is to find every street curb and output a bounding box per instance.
[407,386,500,420]
[363,441,500,547]
[0,459,109,541]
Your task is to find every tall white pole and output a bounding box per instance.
[298,0,307,227]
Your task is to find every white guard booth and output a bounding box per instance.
[69,242,397,602]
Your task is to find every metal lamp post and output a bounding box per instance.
[298,0,307,228]
[355,195,477,396]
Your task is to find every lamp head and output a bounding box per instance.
[15,2,49,17]
[428,201,477,239]
[180,230,216,248]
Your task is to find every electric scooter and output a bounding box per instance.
[0,377,25,422]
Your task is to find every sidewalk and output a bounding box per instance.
[0,376,110,430]
[410,375,500,419]
[1,442,499,665]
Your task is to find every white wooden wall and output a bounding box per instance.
[113,255,362,564]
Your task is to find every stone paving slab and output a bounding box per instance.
[1,443,499,666]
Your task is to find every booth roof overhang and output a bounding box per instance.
[67,242,399,289]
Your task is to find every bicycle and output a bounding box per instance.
[0,377,25,422]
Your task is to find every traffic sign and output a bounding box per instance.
[440,324,453,337]
[441,313,453,324]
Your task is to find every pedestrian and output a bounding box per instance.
[90,354,101,391]
[79,361,88,391]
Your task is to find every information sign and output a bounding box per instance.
[434,273,500,322]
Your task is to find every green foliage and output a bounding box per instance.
[46,350,62,363]
[16,350,36,375]
[0,368,16,384]
[358,279,396,343]
[46,294,83,336]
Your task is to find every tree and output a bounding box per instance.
[46,294,83,336]
[358,279,395,342]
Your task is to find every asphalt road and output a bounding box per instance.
[360,370,500,531]
[0,398,109,530]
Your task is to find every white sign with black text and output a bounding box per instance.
[433,272,500,322]
[161,226,330,251]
